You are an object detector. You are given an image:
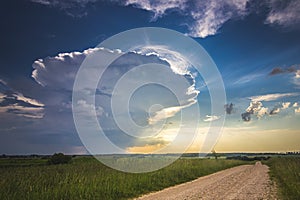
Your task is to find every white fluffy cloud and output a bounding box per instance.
[188,0,249,38]
[243,100,268,119]
[282,102,291,109]
[125,0,188,20]
[242,92,300,121]
[293,70,300,87]
[125,0,249,38]
[257,107,269,118]
[296,70,300,78]
[32,47,122,89]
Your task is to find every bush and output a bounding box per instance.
[48,153,72,165]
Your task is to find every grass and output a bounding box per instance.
[0,156,247,200]
[265,157,300,200]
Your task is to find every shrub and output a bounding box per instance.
[48,153,72,165]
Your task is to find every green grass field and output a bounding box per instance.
[2,156,299,200]
[0,157,246,200]
[265,157,300,200]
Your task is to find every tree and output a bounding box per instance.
[48,153,72,165]
[211,149,219,160]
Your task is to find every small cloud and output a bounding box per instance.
[76,100,104,117]
[293,102,298,107]
[293,70,300,87]
[124,0,188,21]
[282,102,291,109]
[233,73,264,85]
[148,105,183,125]
[269,67,285,75]
[241,112,251,122]
[295,107,300,113]
[269,65,299,76]
[31,0,51,5]
[204,115,220,122]
[225,103,234,114]
[296,70,300,78]
[270,107,280,115]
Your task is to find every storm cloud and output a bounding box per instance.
[225,103,234,114]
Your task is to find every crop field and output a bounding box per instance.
[265,157,300,200]
[0,156,246,200]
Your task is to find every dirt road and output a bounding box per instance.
[135,162,276,200]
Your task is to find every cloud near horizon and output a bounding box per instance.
[241,92,300,121]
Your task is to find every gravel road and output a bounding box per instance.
[135,162,277,200]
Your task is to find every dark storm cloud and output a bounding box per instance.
[225,103,234,114]
[241,112,251,122]
[269,65,299,76]
[269,67,285,75]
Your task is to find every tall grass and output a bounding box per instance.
[0,157,246,200]
[266,157,300,200]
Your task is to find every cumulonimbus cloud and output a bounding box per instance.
[32,46,199,141]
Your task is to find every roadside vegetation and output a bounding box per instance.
[265,157,300,200]
[0,156,246,200]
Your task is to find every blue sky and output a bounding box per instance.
[0,0,300,154]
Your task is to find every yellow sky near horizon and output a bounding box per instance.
[126,127,300,154]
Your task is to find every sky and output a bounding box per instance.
[0,0,300,155]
